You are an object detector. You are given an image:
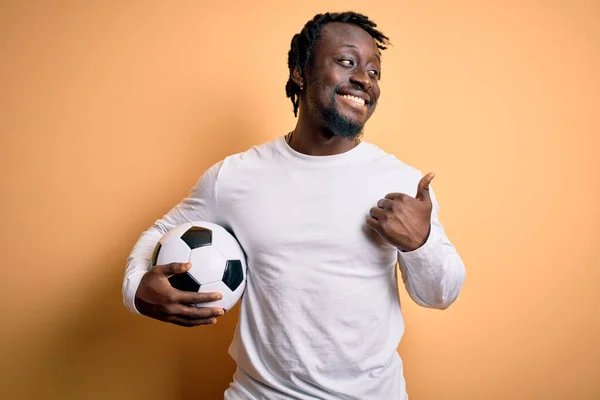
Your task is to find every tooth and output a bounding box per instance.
[340,94,365,105]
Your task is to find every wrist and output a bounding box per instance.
[399,225,431,253]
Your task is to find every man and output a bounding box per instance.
[123,11,466,400]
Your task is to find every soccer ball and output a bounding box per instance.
[150,221,247,311]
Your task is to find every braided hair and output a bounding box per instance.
[285,11,390,117]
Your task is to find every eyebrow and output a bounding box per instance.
[340,44,381,61]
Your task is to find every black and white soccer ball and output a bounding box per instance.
[150,221,247,311]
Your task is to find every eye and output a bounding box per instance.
[339,59,354,66]
[368,69,380,78]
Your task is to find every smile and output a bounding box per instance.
[337,94,366,108]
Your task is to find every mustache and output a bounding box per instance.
[336,84,367,94]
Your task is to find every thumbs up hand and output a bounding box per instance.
[367,173,435,252]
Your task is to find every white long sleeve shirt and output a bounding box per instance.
[123,136,466,399]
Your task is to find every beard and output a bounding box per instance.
[307,81,366,140]
[320,98,364,139]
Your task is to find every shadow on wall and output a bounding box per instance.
[62,271,241,400]
[23,264,242,400]
[5,112,261,400]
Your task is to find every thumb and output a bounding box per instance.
[161,262,191,276]
[416,172,435,202]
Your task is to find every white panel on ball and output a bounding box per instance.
[212,227,246,261]
[188,246,227,285]
[197,280,243,311]
[156,238,192,266]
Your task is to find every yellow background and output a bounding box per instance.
[1,1,599,399]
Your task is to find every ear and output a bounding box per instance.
[291,65,304,89]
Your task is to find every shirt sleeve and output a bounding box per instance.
[397,186,466,310]
[122,160,224,315]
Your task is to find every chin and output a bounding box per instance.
[334,125,363,140]
[324,108,365,139]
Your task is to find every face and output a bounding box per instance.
[302,22,382,139]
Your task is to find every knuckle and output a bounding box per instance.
[382,220,393,232]
[177,306,192,318]
[169,262,182,272]
[164,293,176,304]
[195,293,209,303]
[162,303,177,316]
[184,308,199,319]
[195,307,212,318]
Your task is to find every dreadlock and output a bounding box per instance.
[285,11,390,117]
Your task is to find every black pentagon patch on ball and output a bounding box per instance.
[151,243,161,267]
[181,227,212,249]
[222,260,243,291]
[168,273,200,292]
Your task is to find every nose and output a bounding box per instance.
[349,66,372,91]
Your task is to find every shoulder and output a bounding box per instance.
[360,140,423,180]
[221,139,277,168]
[208,138,280,179]
[357,141,427,198]
[224,138,279,165]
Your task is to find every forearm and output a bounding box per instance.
[122,160,224,314]
[122,226,164,314]
[398,226,466,310]
[123,210,208,314]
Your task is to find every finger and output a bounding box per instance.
[384,192,405,201]
[366,217,382,233]
[369,206,385,220]
[416,172,435,202]
[168,316,217,327]
[377,199,394,210]
[177,291,223,305]
[171,304,225,320]
[160,262,191,276]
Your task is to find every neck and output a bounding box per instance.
[288,112,361,156]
